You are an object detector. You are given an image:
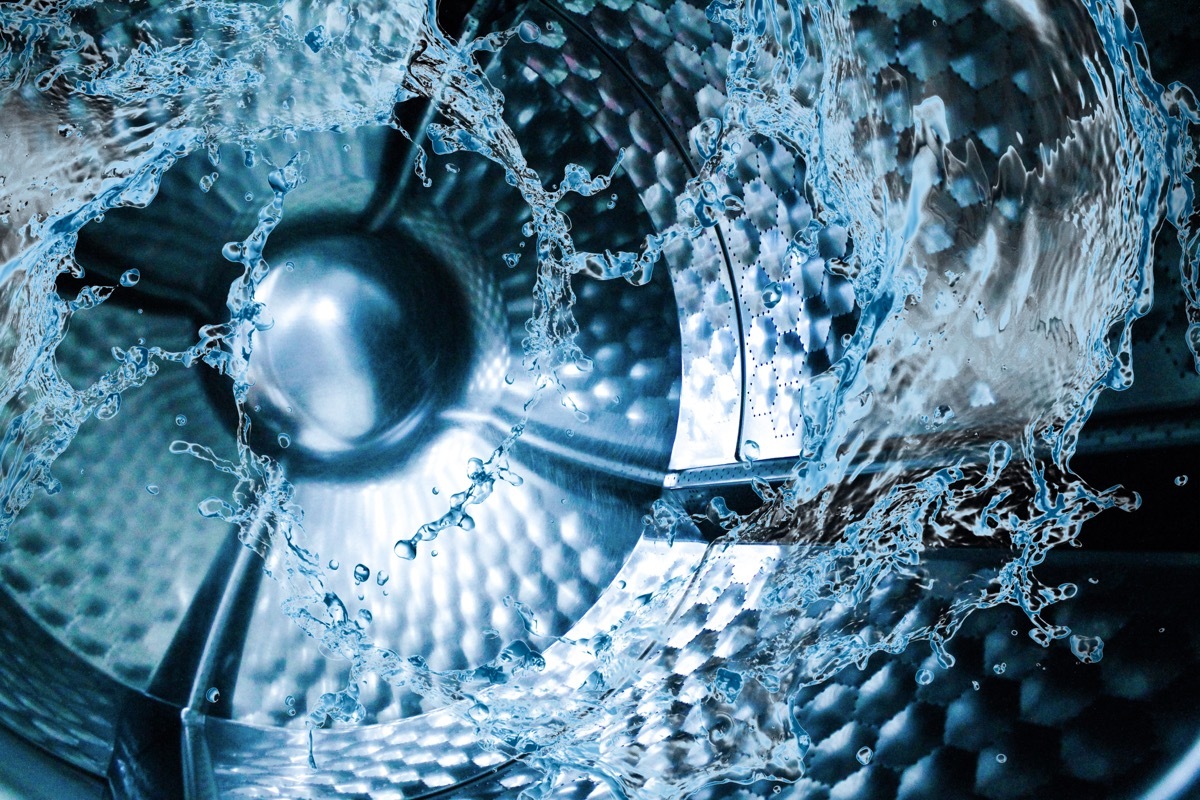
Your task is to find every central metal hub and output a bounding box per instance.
[246,230,469,473]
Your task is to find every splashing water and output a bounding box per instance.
[1,0,1198,797]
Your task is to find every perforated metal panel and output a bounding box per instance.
[0,0,1198,798]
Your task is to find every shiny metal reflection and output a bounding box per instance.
[0,0,1199,798]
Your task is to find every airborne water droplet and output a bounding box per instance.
[120,268,140,287]
[518,20,541,43]
[993,662,1007,675]
[375,571,389,587]
[353,564,369,584]
[221,242,243,262]
[743,439,760,466]
[277,433,291,448]
[933,404,955,426]
[856,746,873,765]
[915,668,934,685]
[327,559,339,570]
[304,25,325,53]
[996,753,1007,764]
[761,282,783,308]
[394,539,417,560]
[1069,634,1105,663]
[206,687,220,703]
[145,484,159,495]
[1175,474,1189,486]
[96,393,121,421]
[174,414,187,426]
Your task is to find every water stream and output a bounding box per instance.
[1,0,1198,796]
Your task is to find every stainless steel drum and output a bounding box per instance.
[0,0,1198,798]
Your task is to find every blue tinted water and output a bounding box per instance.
[1,0,1198,796]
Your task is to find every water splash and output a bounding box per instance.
[1,0,1198,798]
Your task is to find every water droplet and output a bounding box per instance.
[430,549,439,557]
[394,539,417,560]
[243,192,254,202]
[174,414,187,426]
[1087,577,1099,584]
[504,374,515,385]
[445,162,459,174]
[933,404,955,426]
[995,753,1007,764]
[503,252,521,268]
[221,241,243,262]
[743,439,760,464]
[206,687,220,703]
[376,571,389,586]
[277,433,291,448]
[1175,474,1189,486]
[145,484,159,495]
[353,564,369,584]
[469,701,491,721]
[971,680,980,691]
[327,559,339,570]
[304,25,326,52]
[119,268,140,287]
[518,20,541,42]
[285,695,295,706]
[1069,634,1105,663]
[459,514,475,531]
[993,662,1007,675]
[761,282,783,308]
[915,668,934,685]
[856,746,873,765]
[96,393,121,421]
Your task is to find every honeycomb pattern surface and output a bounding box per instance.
[2,305,234,688]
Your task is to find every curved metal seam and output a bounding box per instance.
[532,0,751,466]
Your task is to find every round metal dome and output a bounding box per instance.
[0,0,1198,798]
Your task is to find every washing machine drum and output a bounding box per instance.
[1,0,1199,798]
